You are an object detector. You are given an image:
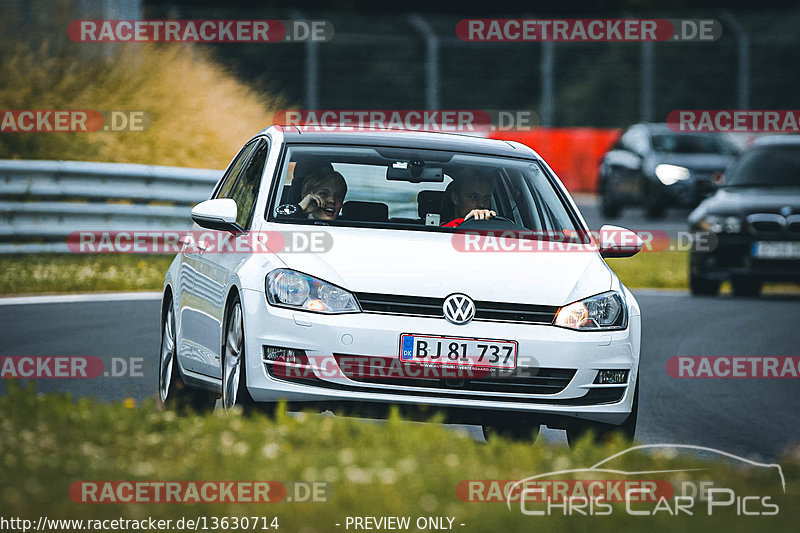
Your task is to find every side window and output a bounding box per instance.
[213,141,258,200]
[228,139,269,229]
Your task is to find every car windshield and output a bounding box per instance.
[651,133,738,155]
[725,145,800,187]
[269,144,584,240]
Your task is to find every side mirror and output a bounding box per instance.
[191,199,243,233]
[597,224,643,258]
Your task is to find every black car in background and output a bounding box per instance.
[599,123,739,218]
[688,135,800,297]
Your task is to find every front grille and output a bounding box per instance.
[332,354,574,395]
[355,292,558,325]
[747,213,800,238]
[269,368,623,405]
[751,220,782,233]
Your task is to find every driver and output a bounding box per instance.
[442,170,496,227]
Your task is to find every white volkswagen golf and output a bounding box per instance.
[158,126,643,444]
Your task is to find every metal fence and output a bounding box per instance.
[0,160,221,253]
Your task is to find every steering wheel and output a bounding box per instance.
[455,215,527,231]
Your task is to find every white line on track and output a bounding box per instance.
[0,292,162,306]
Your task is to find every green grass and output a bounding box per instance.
[1,382,798,532]
[0,254,173,295]
[606,250,689,290]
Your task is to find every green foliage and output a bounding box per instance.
[1,383,798,532]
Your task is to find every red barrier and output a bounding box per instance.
[490,128,620,192]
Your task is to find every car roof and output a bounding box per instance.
[751,134,800,147]
[257,125,540,159]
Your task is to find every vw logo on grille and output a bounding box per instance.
[443,293,475,325]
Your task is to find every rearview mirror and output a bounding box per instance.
[386,160,443,183]
[191,199,243,233]
[597,224,643,258]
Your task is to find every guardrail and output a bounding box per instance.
[0,160,222,253]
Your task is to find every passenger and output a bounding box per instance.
[442,171,496,227]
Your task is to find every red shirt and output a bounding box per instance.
[442,218,464,227]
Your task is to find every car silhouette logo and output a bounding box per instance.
[443,294,475,325]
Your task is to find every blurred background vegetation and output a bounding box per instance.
[0,2,284,168]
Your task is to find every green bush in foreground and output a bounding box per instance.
[1,383,798,532]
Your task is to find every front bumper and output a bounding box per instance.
[691,234,800,282]
[240,288,640,426]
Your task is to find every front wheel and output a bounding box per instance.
[221,296,256,411]
[157,296,217,413]
[731,277,761,298]
[600,180,622,218]
[690,273,721,296]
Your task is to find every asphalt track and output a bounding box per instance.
[1,289,798,461]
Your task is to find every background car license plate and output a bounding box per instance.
[752,241,800,259]
[399,334,517,369]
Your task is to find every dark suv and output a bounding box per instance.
[688,135,800,297]
[599,123,739,218]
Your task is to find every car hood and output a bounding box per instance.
[649,153,736,174]
[694,187,800,216]
[268,226,613,307]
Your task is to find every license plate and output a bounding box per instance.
[399,334,517,369]
[752,241,800,259]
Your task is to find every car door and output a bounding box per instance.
[193,138,270,378]
[179,140,259,376]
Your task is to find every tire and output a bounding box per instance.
[643,181,666,219]
[644,196,665,219]
[600,181,622,218]
[566,377,638,448]
[482,421,539,443]
[731,277,762,298]
[690,274,721,296]
[157,295,217,413]
[221,296,256,411]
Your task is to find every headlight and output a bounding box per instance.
[554,291,627,330]
[655,164,690,185]
[700,215,741,234]
[266,269,360,314]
